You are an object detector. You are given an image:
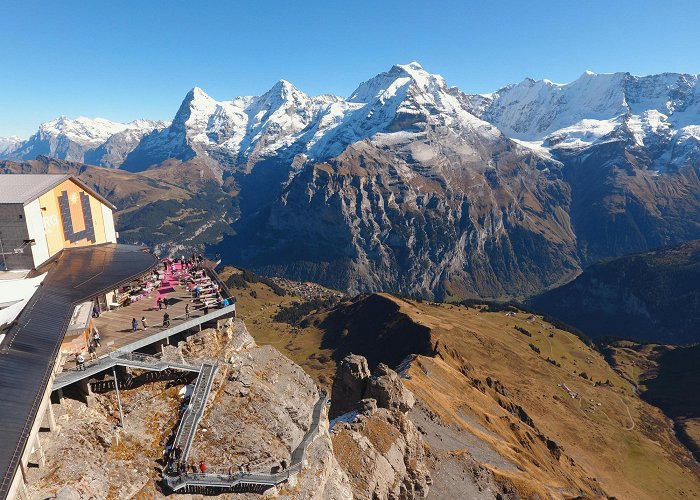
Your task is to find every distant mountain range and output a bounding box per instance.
[5,65,700,173]
[2,63,699,299]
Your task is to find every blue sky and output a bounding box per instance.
[1,0,699,137]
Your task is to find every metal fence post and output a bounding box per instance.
[113,366,124,427]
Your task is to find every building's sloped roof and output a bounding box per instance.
[0,174,116,210]
[0,174,70,205]
[0,244,157,498]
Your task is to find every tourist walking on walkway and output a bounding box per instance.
[163,312,170,327]
[141,316,148,329]
[199,460,207,473]
[185,303,190,319]
[88,344,96,361]
[132,318,138,332]
[157,297,163,310]
[76,352,85,370]
[92,328,101,347]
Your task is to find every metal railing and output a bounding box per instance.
[164,394,328,492]
[53,351,204,391]
[171,362,219,463]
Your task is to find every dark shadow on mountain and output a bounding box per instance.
[316,293,433,371]
[528,240,700,344]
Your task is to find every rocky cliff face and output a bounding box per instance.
[221,137,580,299]
[330,354,371,418]
[27,321,356,499]
[556,132,700,266]
[332,407,430,500]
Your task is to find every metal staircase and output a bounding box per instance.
[171,362,219,463]
[164,394,328,493]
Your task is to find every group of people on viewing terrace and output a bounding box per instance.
[69,253,234,372]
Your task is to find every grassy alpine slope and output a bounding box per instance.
[227,276,700,498]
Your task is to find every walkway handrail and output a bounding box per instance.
[164,394,328,492]
[53,351,205,391]
[172,362,219,463]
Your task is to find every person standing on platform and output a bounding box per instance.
[185,303,190,319]
[163,312,170,327]
[76,352,85,370]
[141,316,148,329]
[132,318,138,332]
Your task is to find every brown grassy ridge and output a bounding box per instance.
[218,270,700,498]
[383,294,700,499]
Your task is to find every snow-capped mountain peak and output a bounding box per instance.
[3,65,699,175]
[37,115,130,145]
[268,79,297,97]
[254,79,309,112]
[478,71,630,142]
[0,135,22,155]
[176,87,218,119]
[348,61,447,104]
[1,115,169,166]
[471,69,700,170]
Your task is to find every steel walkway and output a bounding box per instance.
[51,304,235,392]
[171,362,219,463]
[52,351,202,391]
[164,394,328,493]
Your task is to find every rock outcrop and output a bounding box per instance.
[330,354,371,418]
[366,363,416,413]
[332,407,431,500]
[330,354,430,499]
[331,355,416,418]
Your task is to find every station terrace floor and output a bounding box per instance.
[60,261,225,371]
